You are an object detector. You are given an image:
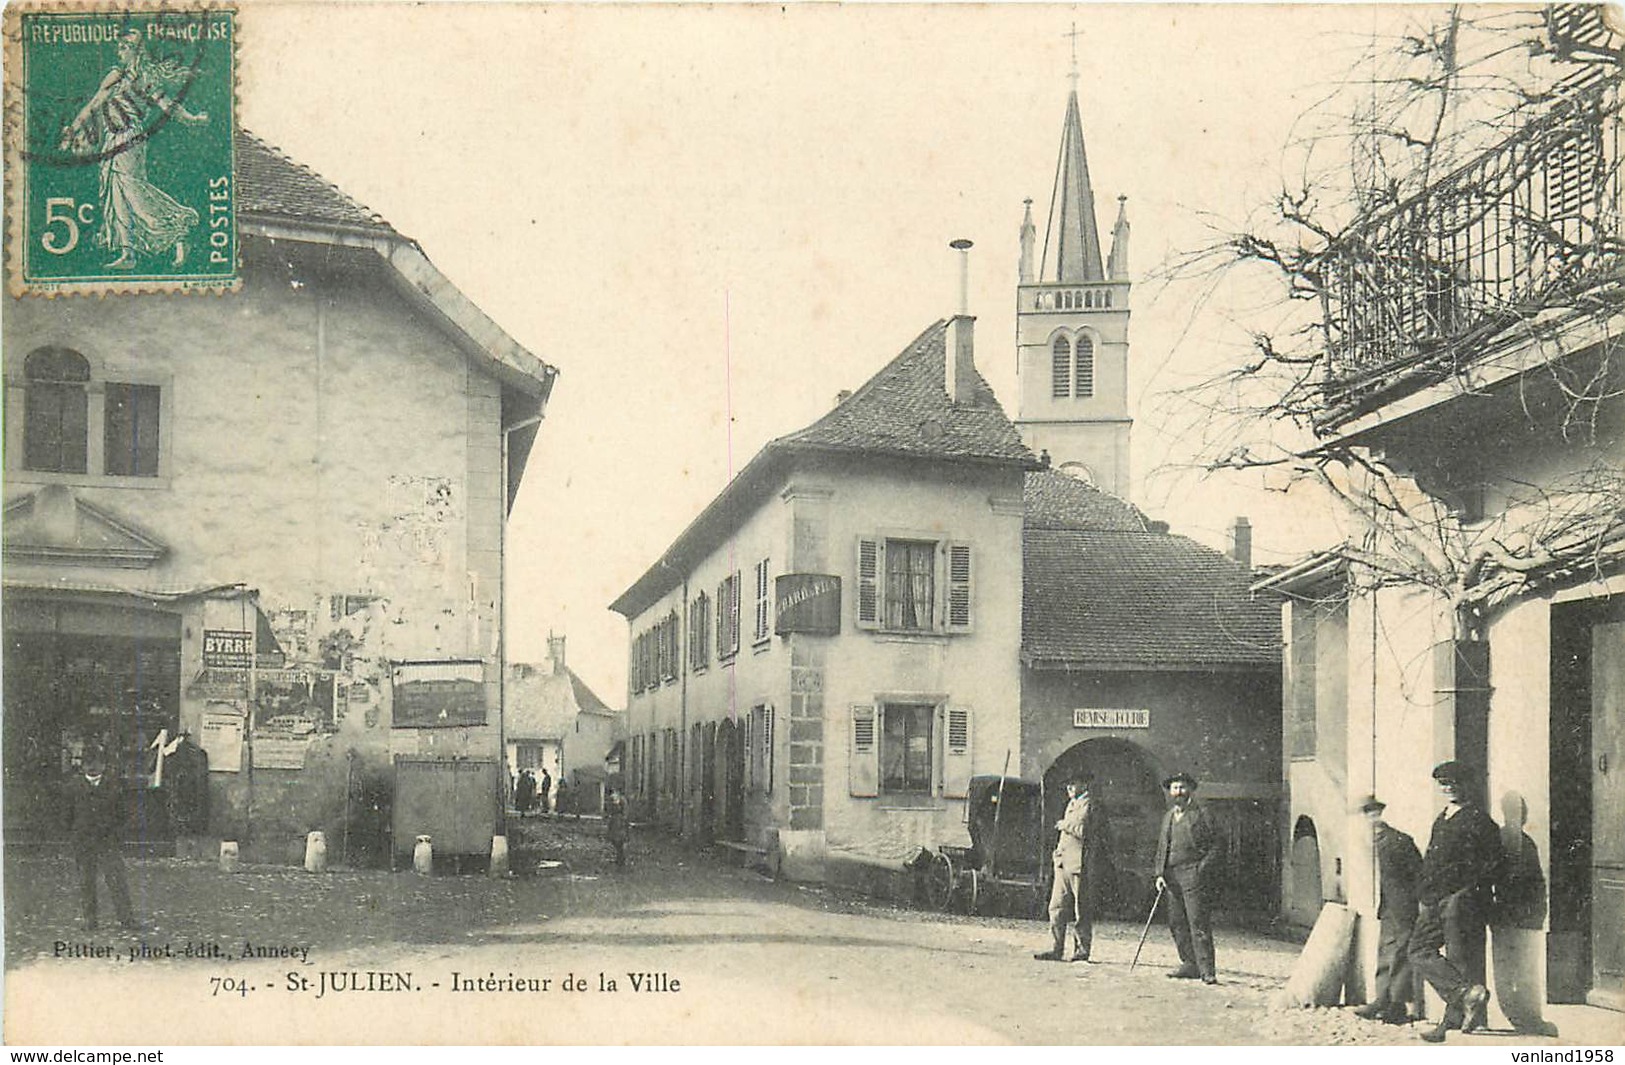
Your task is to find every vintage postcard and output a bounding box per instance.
[3,1,1623,1051]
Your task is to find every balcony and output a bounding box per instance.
[1320,78,1623,426]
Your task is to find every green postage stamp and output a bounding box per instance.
[4,3,237,296]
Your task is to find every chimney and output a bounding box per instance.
[547,632,566,675]
[1229,517,1253,570]
[834,389,853,408]
[946,239,977,405]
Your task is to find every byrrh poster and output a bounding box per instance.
[4,1,1622,1055]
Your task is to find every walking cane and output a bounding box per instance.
[1129,882,1166,973]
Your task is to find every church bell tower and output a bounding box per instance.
[1015,75,1132,497]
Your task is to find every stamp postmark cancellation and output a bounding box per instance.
[4,4,238,296]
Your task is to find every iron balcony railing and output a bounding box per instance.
[1322,77,1623,413]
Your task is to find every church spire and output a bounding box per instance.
[1039,89,1106,284]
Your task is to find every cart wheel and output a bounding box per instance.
[926,852,957,912]
[967,869,983,915]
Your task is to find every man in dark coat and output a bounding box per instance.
[1035,776,1107,963]
[1353,794,1422,1024]
[1153,770,1221,984]
[515,769,536,817]
[1410,760,1500,1043]
[66,747,137,930]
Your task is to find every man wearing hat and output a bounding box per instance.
[66,747,138,931]
[1035,775,1106,963]
[1153,770,1221,984]
[1352,794,1422,1024]
[1409,760,1501,1042]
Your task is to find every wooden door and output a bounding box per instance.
[1592,621,1625,1007]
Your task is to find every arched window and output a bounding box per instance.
[1050,336,1072,398]
[24,346,90,473]
[1074,334,1095,398]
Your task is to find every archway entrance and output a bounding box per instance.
[1044,738,1165,918]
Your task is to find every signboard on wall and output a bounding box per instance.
[251,737,311,770]
[252,668,336,735]
[1072,708,1151,729]
[392,660,486,728]
[202,630,253,669]
[199,706,245,772]
[774,574,841,635]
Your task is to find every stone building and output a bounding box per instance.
[612,315,1035,883]
[505,634,623,813]
[1252,9,1623,1033]
[3,131,557,864]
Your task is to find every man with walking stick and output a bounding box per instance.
[1152,770,1221,984]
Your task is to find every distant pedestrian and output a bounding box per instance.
[605,787,629,866]
[66,747,138,931]
[555,777,574,819]
[1035,775,1106,963]
[515,769,536,817]
[537,768,552,815]
[1153,770,1221,984]
[1352,794,1422,1024]
[1412,761,1500,1043]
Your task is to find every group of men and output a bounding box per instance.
[1036,769,1219,984]
[1034,759,1505,1044]
[1356,760,1503,1043]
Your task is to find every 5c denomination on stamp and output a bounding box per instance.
[3,2,237,296]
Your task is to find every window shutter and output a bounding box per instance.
[763,703,775,792]
[942,706,973,799]
[728,572,742,655]
[855,537,880,629]
[717,579,728,659]
[744,711,755,791]
[946,543,973,631]
[849,704,879,797]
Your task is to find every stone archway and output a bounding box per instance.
[1287,815,1324,928]
[1045,737,1165,918]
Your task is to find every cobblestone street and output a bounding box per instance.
[2,820,1603,1045]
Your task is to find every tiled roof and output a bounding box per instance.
[1023,528,1281,669]
[506,663,618,739]
[776,321,1037,468]
[1024,469,1148,531]
[237,129,396,235]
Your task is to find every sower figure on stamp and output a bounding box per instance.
[66,747,138,931]
[1352,794,1422,1024]
[1153,770,1221,984]
[57,31,210,270]
[1035,775,1105,963]
[1411,760,1501,1043]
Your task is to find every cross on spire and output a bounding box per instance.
[1064,22,1082,89]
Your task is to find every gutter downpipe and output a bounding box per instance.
[499,409,546,833]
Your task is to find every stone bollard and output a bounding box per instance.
[412,835,433,875]
[489,835,510,878]
[219,840,240,873]
[304,831,328,873]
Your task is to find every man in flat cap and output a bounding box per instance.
[1153,770,1221,984]
[1352,794,1422,1024]
[1410,760,1501,1042]
[1036,775,1106,963]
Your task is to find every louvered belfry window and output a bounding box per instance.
[1074,335,1095,398]
[1051,336,1072,398]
